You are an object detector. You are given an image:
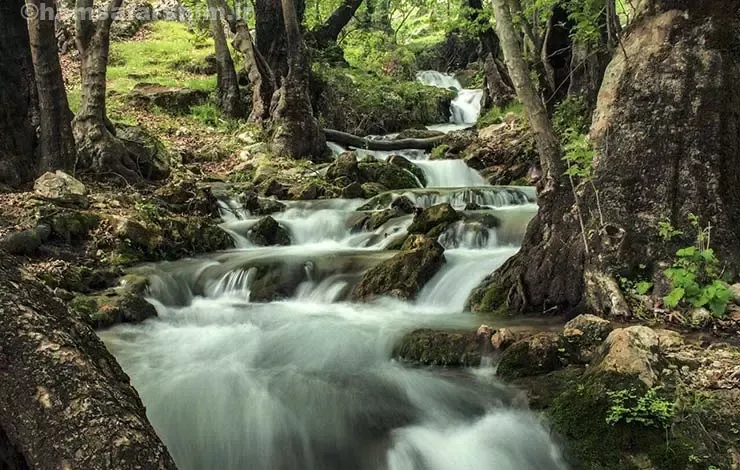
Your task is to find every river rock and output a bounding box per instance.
[496,333,561,380]
[358,161,420,190]
[560,314,613,363]
[390,195,415,213]
[407,203,461,236]
[68,274,158,329]
[34,171,88,206]
[388,155,426,187]
[350,235,445,301]
[247,217,291,247]
[240,191,286,216]
[327,152,360,181]
[491,328,518,350]
[341,182,364,199]
[394,329,482,366]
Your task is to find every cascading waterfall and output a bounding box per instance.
[416,71,484,125]
[99,82,566,470]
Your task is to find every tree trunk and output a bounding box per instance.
[0,252,178,469]
[255,0,306,82]
[483,53,514,108]
[73,0,146,182]
[28,0,76,174]
[466,0,514,101]
[324,128,445,150]
[310,0,364,46]
[207,0,243,118]
[0,0,37,188]
[468,0,740,317]
[270,0,326,159]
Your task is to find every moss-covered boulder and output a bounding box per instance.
[33,171,88,207]
[239,191,286,216]
[247,216,291,247]
[115,124,171,180]
[358,161,420,191]
[249,263,308,302]
[127,83,208,115]
[496,333,562,380]
[394,329,482,366]
[69,274,157,329]
[42,210,101,244]
[326,152,360,181]
[360,182,388,198]
[388,155,426,187]
[559,314,614,364]
[407,203,461,235]
[349,235,445,301]
[0,225,50,255]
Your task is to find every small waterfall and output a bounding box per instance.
[416,71,483,125]
[413,160,489,188]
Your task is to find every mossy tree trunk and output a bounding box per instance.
[73,0,147,182]
[0,0,37,187]
[28,0,77,174]
[270,0,326,159]
[310,0,364,47]
[207,0,243,118]
[468,0,740,317]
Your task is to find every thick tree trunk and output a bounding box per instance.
[218,0,276,122]
[324,128,445,150]
[28,0,76,174]
[255,0,305,82]
[310,0,364,46]
[468,0,740,317]
[466,0,514,103]
[73,0,146,182]
[0,252,178,469]
[0,0,37,187]
[270,0,326,159]
[207,0,243,117]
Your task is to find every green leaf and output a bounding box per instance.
[635,281,653,295]
[663,288,685,308]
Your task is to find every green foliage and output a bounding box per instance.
[606,387,675,429]
[658,218,683,241]
[562,130,594,180]
[430,144,449,160]
[342,30,418,79]
[660,216,731,317]
[552,96,589,135]
[477,102,524,127]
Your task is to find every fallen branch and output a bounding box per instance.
[324,128,446,151]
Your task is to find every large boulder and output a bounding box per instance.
[388,155,426,187]
[394,329,483,366]
[358,160,420,190]
[0,225,51,255]
[407,203,461,236]
[247,217,291,246]
[496,333,562,380]
[115,124,170,180]
[127,83,208,114]
[326,152,360,181]
[559,314,614,364]
[33,171,88,207]
[350,235,445,301]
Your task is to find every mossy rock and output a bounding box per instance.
[68,275,156,329]
[407,203,461,235]
[394,329,482,366]
[388,155,426,187]
[465,276,508,315]
[549,371,695,470]
[42,210,101,244]
[358,161,420,190]
[496,333,562,380]
[249,264,308,302]
[247,216,291,247]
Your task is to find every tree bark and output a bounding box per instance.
[310,0,364,46]
[255,0,305,82]
[0,0,37,188]
[324,128,445,151]
[73,0,146,182]
[468,0,740,317]
[27,0,77,174]
[207,0,243,118]
[0,252,178,469]
[466,0,514,102]
[270,0,326,159]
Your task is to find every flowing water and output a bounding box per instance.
[100,74,568,470]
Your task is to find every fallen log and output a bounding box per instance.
[0,251,177,470]
[324,128,446,151]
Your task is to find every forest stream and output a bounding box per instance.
[99,72,566,470]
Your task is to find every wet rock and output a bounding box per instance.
[388,155,426,187]
[249,264,307,302]
[390,195,415,213]
[350,235,445,301]
[247,217,291,247]
[407,203,461,235]
[361,182,388,198]
[491,328,518,350]
[289,181,326,200]
[464,202,482,211]
[127,83,209,114]
[358,161,420,190]
[496,333,561,380]
[68,274,157,329]
[394,329,482,366]
[326,152,360,181]
[258,178,290,199]
[241,191,286,216]
[341,182,364,199]
[34,171,88,207]
[351,206,407,232]
[114,124,171,180]
[559,314,613,363]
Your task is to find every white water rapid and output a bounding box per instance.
[99,77,567,470]
[416,70,484,126]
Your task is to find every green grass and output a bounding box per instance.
[106,21,216,95]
